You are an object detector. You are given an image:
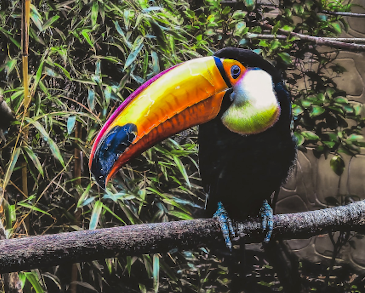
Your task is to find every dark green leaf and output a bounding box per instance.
[330,155,345,176]
[278,52,291,64]
[294,132,304,146]
[310,105,325,117]
[331,22,342,34]
[334,97,348,104]
[302,131,319,141]
[232,10,247,19]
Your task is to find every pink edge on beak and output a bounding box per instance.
[89,64,180,167]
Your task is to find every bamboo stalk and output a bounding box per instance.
[21,0,31,233]
[71,121,82,293]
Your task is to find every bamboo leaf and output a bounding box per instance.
[172,156,191,188]
[3,147,21,189]
[54,63,72,80]
[81,29,94,48]
[22,146,44,177]
[151,51,160,75]
[76,183,92,208]
[67,116,76,134]
[124,37,144,70]
[23,271,45,293]
[4,200,16,229]
[5,59,17,77]
[168,210,193,220]
[25,118,65,167]
[42,15,60,31]
[30,5,43,32]
[153,254,160,293]
[114,21,132,49]
[88,89,96,110]
[17,202,52,217]
[124,9,131,30]
[89,200,103,230]
[102,204,126,224]
[0,28,21,48]
[91,1,99,27]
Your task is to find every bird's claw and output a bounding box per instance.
[260,199,273,243]
[213,202,236,251]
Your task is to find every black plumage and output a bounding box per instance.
[198,47,297,220]
[0,96,14,142]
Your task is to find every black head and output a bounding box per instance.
[214,47,282,84]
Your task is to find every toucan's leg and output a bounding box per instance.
[213,201,236,251]
[260,199,273,243]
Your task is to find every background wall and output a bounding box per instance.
[276,0,365,271]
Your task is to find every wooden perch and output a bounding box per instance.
[260,23,365,51]
[0,200,365,274]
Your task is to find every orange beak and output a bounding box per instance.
[89,56,246,188]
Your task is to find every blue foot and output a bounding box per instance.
[213,202,236,251]
[260,199,273,243]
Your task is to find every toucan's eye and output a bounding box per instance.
[231,65,241,79]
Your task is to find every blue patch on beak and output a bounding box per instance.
[91,123,137,188]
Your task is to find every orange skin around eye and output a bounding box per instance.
[221,59,247,87]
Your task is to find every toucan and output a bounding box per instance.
[0,96,14,142]
[89,47,297,249]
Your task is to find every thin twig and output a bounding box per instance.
[260,23,365,51]
[246,33,365,43]
[321,10,365,18]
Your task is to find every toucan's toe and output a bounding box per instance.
[260,199,273,243]
[213,202,236,251]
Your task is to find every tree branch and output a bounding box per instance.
[0,200,364,274]
[321,10,365,18]
[246,33,365,43]
[260,23,365,51]
[225,1,365,18]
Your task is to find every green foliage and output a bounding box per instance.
[0,0,363,292]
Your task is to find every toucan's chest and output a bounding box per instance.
[198,105,296,217]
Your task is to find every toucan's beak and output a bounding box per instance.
[89,56,246,188]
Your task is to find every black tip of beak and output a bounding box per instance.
[91,123,138,189]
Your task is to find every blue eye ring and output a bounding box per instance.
[231,65,241,79]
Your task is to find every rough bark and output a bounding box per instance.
[0,200,364,274]
[0,219,22,292]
